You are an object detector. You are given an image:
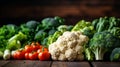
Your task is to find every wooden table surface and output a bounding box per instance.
[0,60,120,67]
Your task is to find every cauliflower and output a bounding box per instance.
[49,31,89,61]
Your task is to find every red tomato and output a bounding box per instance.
[35,42,42,49]
[25,52,29,60]
[38,51,50,61]
[31,44,40,51]
[37,47,48,53]
[29,52,38,60]
[25,45,33,53]
[13,50,25,60]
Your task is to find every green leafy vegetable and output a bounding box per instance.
[89,31,120,60]
[41,16,65,30]
[72,20,95,38]
[6,32,27,50]
[85,48,94,61]
[92,17,120,38]
[110,48,120,61]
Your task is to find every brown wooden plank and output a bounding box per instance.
[92,62,120,67]
[32,61,52,67]
[2,60,51,67]
[0,60,10,67]
[51,61,90,67]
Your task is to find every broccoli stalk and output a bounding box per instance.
[92,47,107,60]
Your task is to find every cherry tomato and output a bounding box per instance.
[25,52,29,60]
[37,47,48,53]
[13,50,25,60]
[29,52,38,60]
[38,51,50,61]
[25,45,33,53]
[35,42,43,49]
[31,44,40,51]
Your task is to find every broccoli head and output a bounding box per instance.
[57,25,73,32]
[41,16,65,30]
[26,20,40,29]
[34,30,47,42]
[89,31,120,60]
[110,48,120,61]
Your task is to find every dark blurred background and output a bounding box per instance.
[0,0,120,25]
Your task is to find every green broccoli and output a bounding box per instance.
[48,28,57,35]
[57,25,73,32]
[26,20,40,29]
[34,30,47,43]
[110,48,120,61]
[81,26,96,38]
[109,27,120,38]
[41,16,65,30]
[89,31,120,60]
[92,17,120,38]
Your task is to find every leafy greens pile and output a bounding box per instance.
[84,17,120,61]
[0,16,73,51]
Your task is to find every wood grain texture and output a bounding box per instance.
[51,61,91,67]
[92,62,120,67]
[0,60,10,67]
[2,60,51,67]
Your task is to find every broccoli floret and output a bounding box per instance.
[57,25,74,32]
[48,29,57,35]
[92,17,120,38]
[110,48,120,61]
[41,37,48,46]
[41,16,65,30]
[81,26,96,38]
[89,31,120,60]
[34,30,47,42]
[26,20,39,29]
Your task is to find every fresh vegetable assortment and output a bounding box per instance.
[0,16,120,61]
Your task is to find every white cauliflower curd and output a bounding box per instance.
[49,31,89,61]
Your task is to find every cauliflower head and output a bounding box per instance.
[49,31,89,61]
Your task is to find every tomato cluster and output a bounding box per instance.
[12,42,51,60]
